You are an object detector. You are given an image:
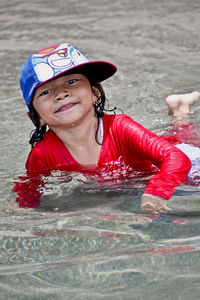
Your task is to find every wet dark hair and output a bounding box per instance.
[28,77,115,148]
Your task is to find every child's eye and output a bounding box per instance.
[39,89,51,97]
[66,79,78,85]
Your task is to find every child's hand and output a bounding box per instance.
[141,193,172,214]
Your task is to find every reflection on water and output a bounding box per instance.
[2,173,200,299]
[1,0,200,298]
[1,196,200,300]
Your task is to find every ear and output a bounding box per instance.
[40,119,46,127]
[92,85,101,98]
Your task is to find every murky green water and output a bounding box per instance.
[1,0,200,299]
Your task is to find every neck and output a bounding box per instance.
[51,116,99,145]
[50,116,102,165]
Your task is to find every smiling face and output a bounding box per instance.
[32,74,99,130]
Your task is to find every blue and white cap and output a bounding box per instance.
[20,43,117,109]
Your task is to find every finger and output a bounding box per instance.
[162,205,172,212]
[154,206,172,214]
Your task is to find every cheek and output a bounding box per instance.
[33,104,42,118]
[89,90,98,104]
[32,98,40,112]
[77,88,96,105]
[32,102,49,123]
[33,99,49,113]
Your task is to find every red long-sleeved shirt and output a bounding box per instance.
[14,114,191,207]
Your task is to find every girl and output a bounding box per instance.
[15,42,191,213]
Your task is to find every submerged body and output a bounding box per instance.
[14,114,191,208]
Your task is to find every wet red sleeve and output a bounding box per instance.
[13,175,44,208]
[115,115,192,199]
[13,147,50,208]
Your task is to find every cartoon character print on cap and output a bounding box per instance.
[31,43,89,83]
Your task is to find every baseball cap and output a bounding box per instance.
[20,43,117,109]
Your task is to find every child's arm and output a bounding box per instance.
[140,136,190,213]
[140,134,191,200]
[13,174,43,208]
[115,115,191,213]
[135,128,191,213]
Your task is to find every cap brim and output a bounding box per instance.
[36,61,117,89]
[68,61,117,82]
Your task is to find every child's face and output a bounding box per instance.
[32,73,98,129]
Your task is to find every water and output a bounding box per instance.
[1,0,200,299]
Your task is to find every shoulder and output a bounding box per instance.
[103,113,133,121]
[25,130,57,174]
[103,113,137,125]
[103,113,143,131]
[31,130,59,152]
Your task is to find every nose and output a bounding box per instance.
[55,90,70,102]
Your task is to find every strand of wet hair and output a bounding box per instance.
[94,105,123,146]
[104,106,123,114]
[29,125,47,149]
